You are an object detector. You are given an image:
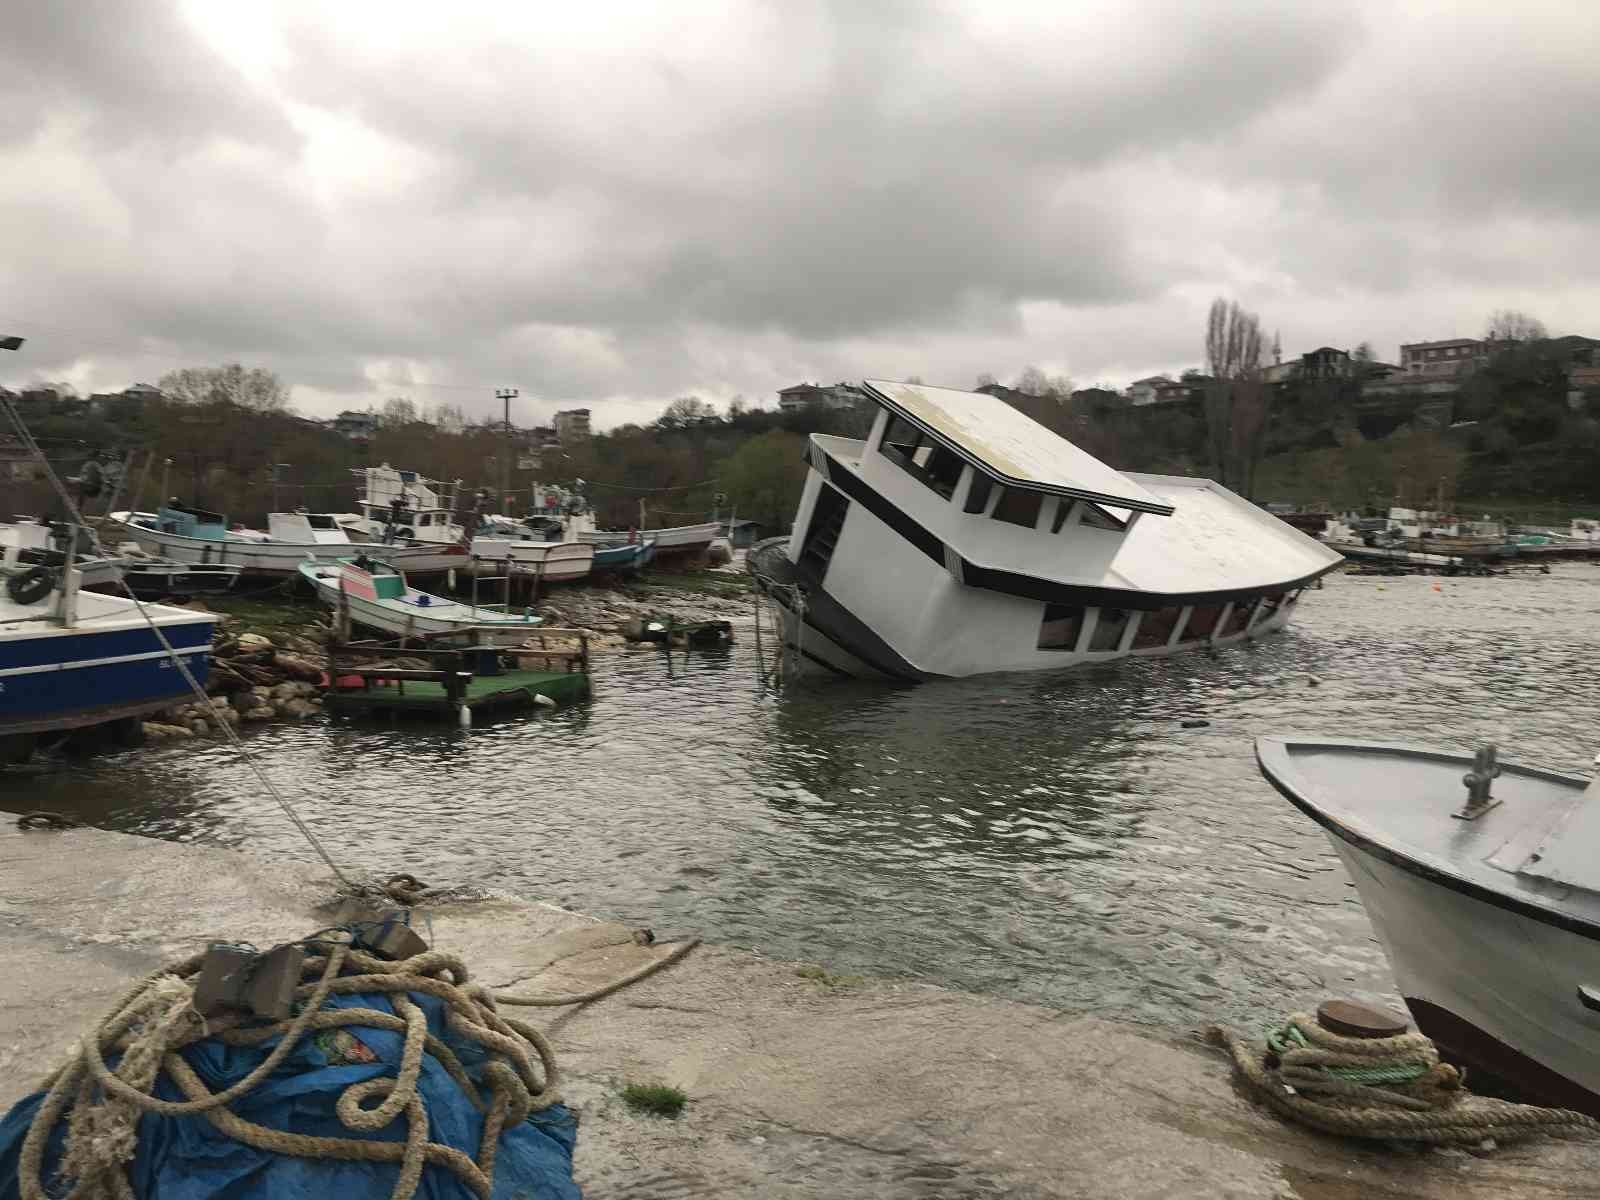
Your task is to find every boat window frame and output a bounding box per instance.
[963,471,995,515]
[1036,602,1086,651]
[1130,606,1184,649]
[1087,607,1131,652]
[991,487,1043,529]
[1079,503,1129,532]
[1181,602,1226,643]
[878,413,965,501]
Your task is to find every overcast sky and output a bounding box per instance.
[3,0,1596,428]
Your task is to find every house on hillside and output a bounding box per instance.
[776,382,865,413]
[1125,375,1170,406]
[1399,338,1489,379]
[554,408,591,441]
[333,409,379,441]
[1152,375,1212,404]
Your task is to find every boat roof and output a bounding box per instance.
[861,380,1174,516]
[1257,736,1600,931]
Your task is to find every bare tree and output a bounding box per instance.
[379,396,418,427]
[1202,298,1270,496]
[157,364,289,411]
[1485,309,1547,343]
[1013,366,1074,398]
[974,372,997,389]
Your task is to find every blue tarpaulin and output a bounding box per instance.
[0,988,579,1200]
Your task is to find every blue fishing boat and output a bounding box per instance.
[1,534,215,761]
[590,538,655,575]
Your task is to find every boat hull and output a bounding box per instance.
[0,616,214,736]
[752,539,1309,681]
[107,520,456,578]
[578,522,717,559]
[300,564,544,645]
[1323,835,1600,1115]
[465,540,593,583]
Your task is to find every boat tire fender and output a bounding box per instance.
[396,526,415,540]
[6,564,56,605]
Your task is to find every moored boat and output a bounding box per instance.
[299,558,546,645]
[108,505,457,579]
[2,517,125,591]
[2,538,215,761]
[1256,736,1600,1116]
[751,379,1342,680]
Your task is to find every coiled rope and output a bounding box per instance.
[1211,1012,1600,1144]
[15,927,699,1200]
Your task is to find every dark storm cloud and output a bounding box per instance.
[3,1,1596,420]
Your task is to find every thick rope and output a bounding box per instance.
[1212,1012,1600,1144]
[14,928,698,1200]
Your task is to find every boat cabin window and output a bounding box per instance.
[799,483,850,576]
[1131,606,1183,649]
[1253,592,1287,623]
[878,413,964,500]
[1037,603,1085,651]
[992,487,1042,529]
[1183,603,1225,642]
[963,472,994,514]
[306,514,336,530]
[1088,607,1130,652]
[1079,503,1130,532]
[418,513,432,527]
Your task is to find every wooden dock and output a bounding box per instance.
[321,631,591,722]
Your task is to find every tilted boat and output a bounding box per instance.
[2,531,214,761]
[108,505,457,579]
[1257,736,1600,1116]
[750,379,1342,680]
[299,558,545,645]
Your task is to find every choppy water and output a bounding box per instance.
[7,566,1600,1030]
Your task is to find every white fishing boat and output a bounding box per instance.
[469,519,594,584]
[750,379,1342,680]
[572,519,718,559]
[2,527,215,762]
[107,505,457,579]
[298,558,545,645]
[2,518,124,591]
[1257,736,1600,1117]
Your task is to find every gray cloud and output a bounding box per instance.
[2,1,1595,424]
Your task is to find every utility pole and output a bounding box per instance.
[496,388,519,512]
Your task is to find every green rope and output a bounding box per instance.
[1266,1022,1432,1084]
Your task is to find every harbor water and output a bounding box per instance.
[6,566,1599,1030]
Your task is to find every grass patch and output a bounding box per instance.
[794,965,866,991]
[620,1081,687,1118]
[202,593,320,630]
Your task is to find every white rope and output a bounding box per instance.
[1,396,352,886]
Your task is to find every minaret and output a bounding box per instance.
[1272,330,1282,365]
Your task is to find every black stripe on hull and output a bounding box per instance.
[1407,997,1600,1119]
[808,442,1339,612]
[1256,746,1600,946]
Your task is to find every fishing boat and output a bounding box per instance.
[107,505,456,579]
[750,379,1342,680]
[591,538,653,575]
[2,518,124,591]
[299,558,546,645]
[470,519,595,584]
[1256,736,1600,1116]
[573,520,718,560]
[120,554,243,599]
[1,529,215,762]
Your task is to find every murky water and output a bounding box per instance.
[7,566,1600,1030]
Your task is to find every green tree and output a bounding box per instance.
[717,430,807,530]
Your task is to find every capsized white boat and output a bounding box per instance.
[299,558,545,645]
[1257,736,1600,1116]
[108,505,460,579]
[750,379,1342,680]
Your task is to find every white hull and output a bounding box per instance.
[301,565,542,645]
[466,539,593,582]
[764,573,1301,680]
[108,520,452,578]
[577,522,717,554]
[1327,836,1600,1104]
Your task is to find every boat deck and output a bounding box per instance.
[325,666,590,720]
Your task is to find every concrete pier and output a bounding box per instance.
[3,823,1597,1199]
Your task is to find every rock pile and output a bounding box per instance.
[142,626,330,740]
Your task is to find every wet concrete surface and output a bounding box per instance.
[3,824,1598,1198]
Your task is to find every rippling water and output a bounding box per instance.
[7,566,1600,1030]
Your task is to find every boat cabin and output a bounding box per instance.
[268,511,353,545]
[778,380,1341,677]
[156,504,229,540]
